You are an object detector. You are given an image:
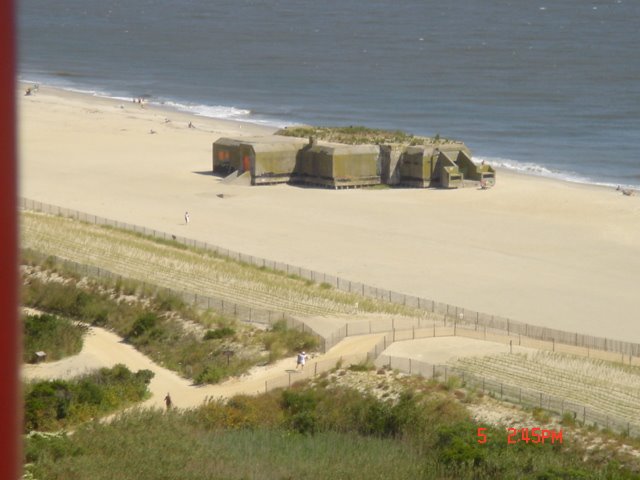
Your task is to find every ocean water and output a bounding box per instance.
[18,0,640,188]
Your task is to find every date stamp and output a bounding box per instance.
[477,427,563,445]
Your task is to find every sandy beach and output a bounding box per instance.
[19,86,640,343]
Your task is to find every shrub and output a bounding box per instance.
[127,312,159,339]
[561,412,577,427]
[264,321,318,360]
[348,361,375,372]
[24,365,154,432]
[195,365,226,385]
[204,326,235,340]
[23,313,86,362]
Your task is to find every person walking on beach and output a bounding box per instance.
[296,351,307,371]
[164,392,172,410]
[184,211,190,225]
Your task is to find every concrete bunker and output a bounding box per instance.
[297,142,381,188]
[212,136,307,185]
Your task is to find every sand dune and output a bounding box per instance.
[19,86,640,343]
[22,324,383,410]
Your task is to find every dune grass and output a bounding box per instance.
[21,210,428,318]
[452,351,640,426]
[21,263,318,384]
[22,313,87,363]
[23,364,153,433]
[23,383,638,480]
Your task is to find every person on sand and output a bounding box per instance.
[184,211,190,224]
[164,392,172,410]
[296,351,307,371]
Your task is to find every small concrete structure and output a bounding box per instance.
[398,146,463,188]
[297,142,381,188]
[212,135,307,185]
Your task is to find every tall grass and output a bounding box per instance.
[23,364,153,432]
[21,265,319,384]
[22,313,87,363]
[24,384,638,480]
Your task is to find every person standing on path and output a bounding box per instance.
[164,392,172,410]
[296,351,307,371]
[184,211,190,225]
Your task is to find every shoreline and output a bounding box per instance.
[19,81,638,191]
[19,85,640,343]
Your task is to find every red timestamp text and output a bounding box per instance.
[477,427,563,445]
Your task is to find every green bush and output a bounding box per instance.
[23,364,154,432]
[195,365,227,384]
[348,361,375,372]
[23,313,87,362]
[127,312,159,339]
[264,321,318,360]
[204,326,235,340]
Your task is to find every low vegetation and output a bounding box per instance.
[21,211,427,318]
[452,351,640,427]
[21,261,318,384]
[22,312,87,363]
[276,125,461,146]
[23,381,639,479]
[24,364,153,432]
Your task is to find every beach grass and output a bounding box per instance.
[22,312,87,363]
[20,210,429,318]
[23,383,638,480]
[21,263,318,384]
[452,351,640,427]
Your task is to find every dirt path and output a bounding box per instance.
[22,325,383,410]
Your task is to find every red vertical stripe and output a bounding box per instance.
[0,0,20,477]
